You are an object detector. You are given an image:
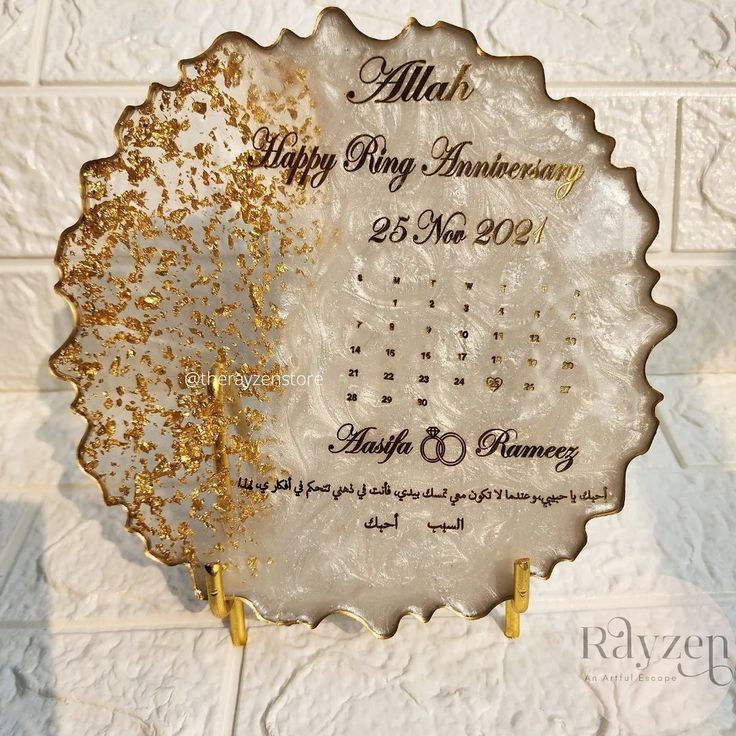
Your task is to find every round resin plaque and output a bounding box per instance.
[51,8,676,637]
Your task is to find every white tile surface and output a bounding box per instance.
[42,1,327,83]
[0,261,72,389]
[0,628,235,736]
[576,95,675,252]
[655,374,736,466]
[464,0,736,83]
[0,96,128,257]
[649,263,736,374]
[0,390,91,489]
[0,489,207,625]
[677,97,736,251]
[0,0,38,82]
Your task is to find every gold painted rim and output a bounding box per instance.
[49,6,678,639]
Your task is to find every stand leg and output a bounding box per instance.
[504,557,530,639]
[204,366,247,646]
[205,562,248,647]
[229,598,248,646]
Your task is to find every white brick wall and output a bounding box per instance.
[1,2,734,734]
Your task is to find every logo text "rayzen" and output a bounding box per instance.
[582,616,734,686]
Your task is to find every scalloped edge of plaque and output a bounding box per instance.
[50,6,677,639]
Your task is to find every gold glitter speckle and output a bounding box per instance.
[50,38,322,569]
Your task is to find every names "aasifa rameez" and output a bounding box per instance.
[328,423,580,473]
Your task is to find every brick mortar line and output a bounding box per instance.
[0,618,222,633]
[657,96,679,256]
[219,646,246,736]
[3,372,735,393]
[4,449,735,499]
[3,467,732,497]
[648,372,736,377]
[2,375,736,400]
[26,0,53,86]
[0,82,733,97]
[0,386,71,395]
[648,252,736,265]
[2,592,736,634]
[0,462,727,499]
[2,369,736,387]
[549,82,736,94]
[1,464,729,497]
[0,505,38,597]
[3,253,736,268]
[0,83,154,97]
[670,98,684,252]
[655,412,688,469]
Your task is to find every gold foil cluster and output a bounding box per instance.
[51,39,321,567]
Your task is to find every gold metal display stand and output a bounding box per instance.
[205,562,248,646]
[204,557,532,645]
[205,365,248,646]
[504,558,531,638]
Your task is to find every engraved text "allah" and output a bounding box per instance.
[347,56,474,104]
